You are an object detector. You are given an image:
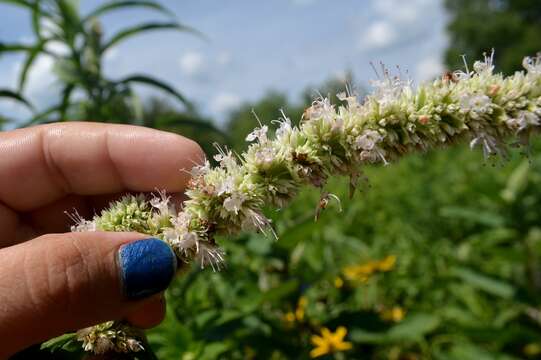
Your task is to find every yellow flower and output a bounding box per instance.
[343,255,397,283]
[310,326,353,358]
[296,296,307,321]
[295,307,305,321]
[334,276,344,288]
[380,306,405,322]
[284,311,296,325]
[524,343,541,356]
[284,296,308,325]
[343,263,376,282]
[376,255,396,271]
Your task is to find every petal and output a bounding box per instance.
[311,335,326,347]
[335,326,348,340]
[321,327,332,339]
[335,341,353,351]
[310,345,329,358]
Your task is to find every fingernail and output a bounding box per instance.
[118,238,177,300]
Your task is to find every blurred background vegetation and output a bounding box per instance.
[2,0,541,359]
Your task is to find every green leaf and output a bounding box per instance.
[59,84,75,120]
[40,333,77,352]
[351,313,440,344]
[0,89,34,110]
[452,267,515,299]
[386,313,440,342]
[261,279,299,303]
[198,342,229,360]
[19,42,47,92]
[501,159,529,202]
[21,104,62,127]
[31,0,43,39]
[52,58,81,84]
[83,0,174,23]
[101,22,202,53]
[439,206,505,227]
[116,74,193,108]
[0,42,34,52]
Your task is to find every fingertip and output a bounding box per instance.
[125,294,166,329]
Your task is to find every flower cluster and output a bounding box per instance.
[342,255,396,283]
[76,321,144,354]
[69,53,541,354]
[310,326,353,358]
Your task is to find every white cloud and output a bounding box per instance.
[373,0,430,24]
[210,92,242,115]
[25,55,56,97]
[179,51,205,77]
[216,51,232,66]
[44,40,70,57]
[104,48,119,61]
[358,0,438,52]
[359,20,397,50]
[416,55,444,82]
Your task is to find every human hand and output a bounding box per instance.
[0,122,203,358]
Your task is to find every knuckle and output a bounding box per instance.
[29,234,93,314]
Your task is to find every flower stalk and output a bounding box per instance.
[70,52,541,354]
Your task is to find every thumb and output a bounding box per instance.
[0,232,177,357]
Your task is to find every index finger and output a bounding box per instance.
[0,122,205,211]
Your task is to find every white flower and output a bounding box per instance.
[473,50,495,75]
[126,339,144,352]
[304,97,335,121]
[506,111,540,132]
[214,151,238,169]
[190,160,211,177]
[150,190,173,215]
[195,242,225,271]
[67,210,97,232]
[216,176,235,195]
[223,193,246,214]
[470,132,505,159]
[275,117,292,138]
[369,65,412,106]
[246,125,269,143]
[460,94,492,113]
[354,130,382,151]
[179,232,198,249]
[255,146,275,165]
[241,209,277,239]
[523,55,541,75]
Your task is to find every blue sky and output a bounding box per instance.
[0,0,448,125]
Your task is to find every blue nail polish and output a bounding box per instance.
[118,238,177,300]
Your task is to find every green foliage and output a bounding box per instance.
[0,0,199,125]
[445,0,541,74]
[146,141,541,359]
